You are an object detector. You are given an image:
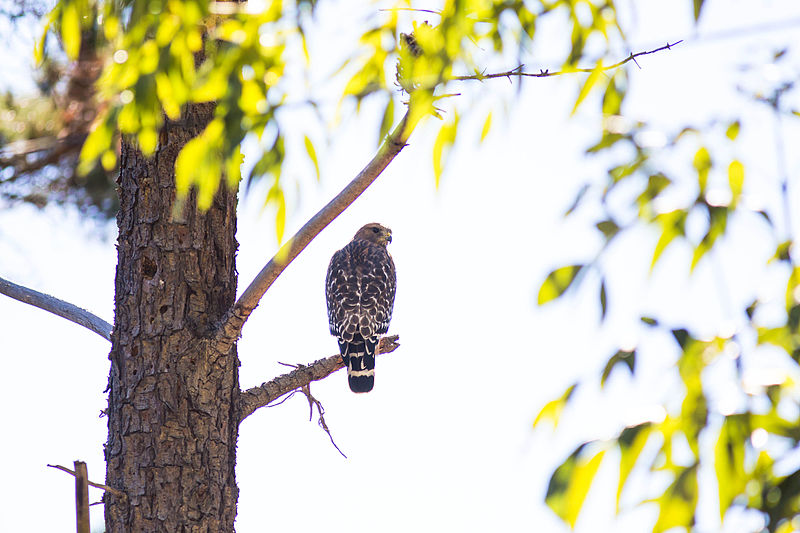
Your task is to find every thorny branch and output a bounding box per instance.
[453,41,683,81]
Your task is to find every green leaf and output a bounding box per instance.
[599,279,607,321]
[304,135,319,181]
[586,132,626,154]
[671,328,691,349]
[378,97,395,147]
[79,115,114,173]
[715,415,748,519]
[225,146,244,188]
[637,173,671,208]
[432,114,458,188]
[757,326,793,353]
[651,209,686,272]
[693,147,711,193]
[572,61,604,115]
[546,442,606,528]
[602,72,624,115]
[533,383,578,429]
[565,184,590,216]
[35,8,57,65]
[480,111,492,142]
[600,349,635,387]
[641,316,659,327]
[275,188,286,243]
[725,121,740,141]
[693,0,706,21]
[538,265,584,305]
[61,1,81,61]
[772,240,793,263]
[596,219,620,240]
[690,205,728,272]
[651,464,698,533]
[617,423,652,512]
[728,160,744,202]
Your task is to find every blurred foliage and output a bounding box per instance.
[535,6,800,532]
[35,0,624,240]
[0,3,117,218]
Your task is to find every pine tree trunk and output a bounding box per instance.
[105,102,241,531]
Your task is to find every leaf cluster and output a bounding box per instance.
[535,31,800,533]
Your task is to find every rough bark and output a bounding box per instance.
[105,103,240,532]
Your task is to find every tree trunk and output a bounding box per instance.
[105,102,241,531]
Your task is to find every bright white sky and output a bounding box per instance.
[1,1,800,532]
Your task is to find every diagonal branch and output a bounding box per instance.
[0,275,112,341]
[238,335,400,422]
[212,111,414,354]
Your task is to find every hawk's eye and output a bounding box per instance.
[371,227,379,233]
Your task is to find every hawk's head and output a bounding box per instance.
[354,223,392,246]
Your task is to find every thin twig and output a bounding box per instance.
[1,276,112,341]
[300,383,348,458]
[47,464,126,499]
[453,41,683,81]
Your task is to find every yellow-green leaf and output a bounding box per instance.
[304,135,319,181]
[35,9,57,65]
[432,115,458,188]
[533,383,577,429]
[651,465,698,533]
[546,442,606,528]
[651,210,686,272]
[693,146,711,192]
[138,127,158,156]
[61,2,81,60]
[600,349,635,387]
[728,160,744,201]
[725,121,740,141]
[79,117,113,173]
[225,147,244,187]
[617,423,652,512]
[715,415,747,520]
[538,265,583,305]
[275,189,286,243]
[101,150,117,171]
[378,97,394,147]
[267,183,286,243]
[480,111,492,142]
[571,61,604,115]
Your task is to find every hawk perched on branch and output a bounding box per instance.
[326,223,396,393]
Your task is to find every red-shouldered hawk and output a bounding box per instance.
[326,223,396,393]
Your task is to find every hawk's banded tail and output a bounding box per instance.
[339,337,378,393]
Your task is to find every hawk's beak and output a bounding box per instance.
[386,233,392,243]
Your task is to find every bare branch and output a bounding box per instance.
[212,111,414,353]
[452,41,683,82]
[238,335,400,422]
[47,463,126,499]
[0,275,112,341]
